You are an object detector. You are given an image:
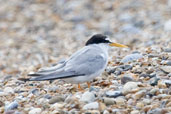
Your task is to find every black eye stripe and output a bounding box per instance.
[85,34,110,46]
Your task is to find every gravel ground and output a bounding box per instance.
[0,0,171,114]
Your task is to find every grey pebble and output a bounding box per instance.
[103,97,115,105]
[29,88,39,95]
[150,77,160,86]
[5,101,18,111]
[147,108,163,114]
[105,90,122,98]
[121,53,143,63]
[49,96,64,104]
[164,48,171,53]
[120,24,141,34]
[44,94,52,99]
[80,91,95,103]
[160,66,171,73]
[83,102,99,110]
[121,75,134,84]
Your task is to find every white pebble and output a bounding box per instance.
[29,108,42,114]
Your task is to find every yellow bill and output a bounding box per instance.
[109,42,128,48]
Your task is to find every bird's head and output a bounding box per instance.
[85,34,128,48]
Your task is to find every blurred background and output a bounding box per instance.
[0,0,170,76]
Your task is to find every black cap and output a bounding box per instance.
[85,34,111,46]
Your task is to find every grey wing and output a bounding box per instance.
[28,47,106,81]
[65,48,107,76]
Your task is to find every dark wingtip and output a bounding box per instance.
[18,78,30,82]
[28,73,41,76]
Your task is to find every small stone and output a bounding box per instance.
[49,96,64,104]
[44,94,52,99]
[133,90,146,100]
[50,103,64,110]
[121,53,143,63]
[114,97,126,106]
[120,24,141,34]
[29,88,39,95]
[80,91,95,103]
[130,110,140,114]
[142,99,151,105]
[115,68,123,75]
[105,90,122,98]
[163,80,171,87]
[164,20,171,31]
[166,61,171,66]
[149,73,156,78]
[150,77,160,86]
[147,108,165,114]
[149,88,159,95]
[37,98,48,106]
[103,97,115,105]
[5,101,18,111]
[4,87,14,94]
[119,65,133,71]
[29,108,42,114]
[136,102,144,109]
[103,110,110,114]
[0,100,4,107]
[106,67,116,74]
[84,110,100,114]
[164,48,171,53]
[160,66,171,73]
[157,80,167,88]
[121,75,134,84]
[122,82,138,94]
[168,73,171,77]
[83,102,99,110]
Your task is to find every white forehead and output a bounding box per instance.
[105,37,112,42]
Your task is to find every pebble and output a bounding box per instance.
[4,87,14,94]
[80,91,95,103]
[160,66,171,73]
[150,77,160,86]
[166,61,171,66]
[130,110,140,114]
[121,24,141,34]
[5,101,18,111]
[120,53,143,63]
[49,96,64,104]
[0,100,4,107]
[133,90,146,100]
[157,80,167,88]
[136,102,144,109]
[29,108,42,114]
[103,97,115,105]
[114,97,126,106]
[149,88,159,96]
[29,88,39,95]
[164,20,171,31]
[50,103,64,110]
[163,80,171,87]
[83,102,99,110]
[164,48,171,53]
[103,110,110,114]
[105,90,122,98]
[122,82,138,94]
[121,75,134,84]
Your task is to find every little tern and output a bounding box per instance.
[20,34,128,90]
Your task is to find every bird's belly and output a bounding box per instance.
[62,66,106,84]
[62,76,93,84]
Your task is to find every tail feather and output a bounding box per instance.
[18,78,30,82]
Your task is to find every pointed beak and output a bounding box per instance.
[109,42,128,48]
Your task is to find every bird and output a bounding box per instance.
[19,34,128,90]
